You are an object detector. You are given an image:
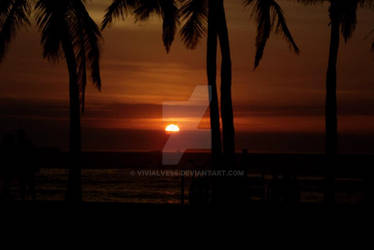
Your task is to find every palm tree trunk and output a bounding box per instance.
[207,0,223,206]
[324,1,340,205]
[62,36,82,203]
[217,0,235,166]
[207,0,222,166]
[326,2,339,156]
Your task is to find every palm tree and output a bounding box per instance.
[0,0,30,62]
[297,0,373,204]
[179,0,299,205]
[206,0,222,164]
[181,0,299,166]
[1,0,101,202]
[35,0,102,202]
[179,0,222,166]
[297,0,373,155]
[217,0,234,163]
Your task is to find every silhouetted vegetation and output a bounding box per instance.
[35,0,102,202]
[1,0,102,203]
[298,0,374,156]
[297,0,374,204]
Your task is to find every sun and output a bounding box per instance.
[165,124,180,133]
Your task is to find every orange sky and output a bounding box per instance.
[0,0,374,151]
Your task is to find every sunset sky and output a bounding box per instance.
[0,0,374,152]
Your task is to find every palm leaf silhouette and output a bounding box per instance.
[72,0,102,112]
[179,0,207,49]
[297,0,374,42]
[36,0,102,112]
[103,0,178,53]
[244,0,299,69]
[0,0,30,62]
[102,0,138,29]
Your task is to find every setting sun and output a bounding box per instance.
[165,124,180,133]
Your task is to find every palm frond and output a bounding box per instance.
[102,0,138,30]
[36,0,102,113]
[35,0,69,60]
[69,0,102,113]
[271,0,300,53]
[339,0,359,42]
[179,0,207,49]
[160,0,179,52]
[244,0,299,69]
[358,0,374,9]
[0,0,30,62]
[252,0,271,69]
[134,0,178,52]
[72,0,102,91]
[0,0,14,22]
[103,0,178,52]
[133,0,160,20]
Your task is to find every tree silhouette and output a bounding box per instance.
[217,0,234,163]
[179,0,299,205]
[297,0,373,156]
[1,0,102,202]
[102,0,178,52]
[0,0,30,62]
[206,0,222,164]
[297,0,373,204]
[179,0,222,165]
[180,0,298,166]
[244,0,300,69]
[36,0,102,202]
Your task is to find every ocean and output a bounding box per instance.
[33,168,188,204]
[5,152,369,205]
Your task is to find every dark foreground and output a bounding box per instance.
[1,152,374,207]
